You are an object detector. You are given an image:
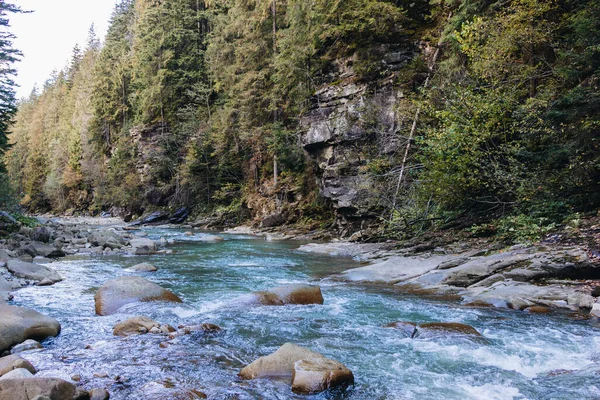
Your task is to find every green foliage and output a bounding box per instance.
[472,214,556,243]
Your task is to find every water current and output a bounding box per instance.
[10,227,600,399]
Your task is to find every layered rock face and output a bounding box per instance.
[299,48,414,235]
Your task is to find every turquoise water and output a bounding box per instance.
[11,228,600,399]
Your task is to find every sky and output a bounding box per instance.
[10,0,118,99]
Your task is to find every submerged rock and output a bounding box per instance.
[0,355,36,377]
[385,321,417,338]
[94,276,183,315]
[10,340,42,354]
[6,260,62,284]
[125,263,157,272]
[0,377,77,400]
[113,316,161,336]
[88,387,110,400]
[241,284,324,306]
[0,304,61,353]
[239,343,353,394]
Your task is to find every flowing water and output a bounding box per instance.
[10,227,600,399]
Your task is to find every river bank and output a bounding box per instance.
[1,215,600,399]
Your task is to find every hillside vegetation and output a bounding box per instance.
[5,0,600,239]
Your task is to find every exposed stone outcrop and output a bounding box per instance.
[340,243,599,312]
[299,47,414,234]
[0,377,77,400]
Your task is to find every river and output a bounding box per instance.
[9,227,600,399]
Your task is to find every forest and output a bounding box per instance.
[3,0,600,240]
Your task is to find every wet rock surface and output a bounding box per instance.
[240,343,353,394]
[240,284,324,306]
[338,242,599,312]
[94,276,183,315]
[0,305,61,353]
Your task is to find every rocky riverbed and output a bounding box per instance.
[1,215,600,399]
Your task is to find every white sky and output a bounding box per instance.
[11,0,118,99]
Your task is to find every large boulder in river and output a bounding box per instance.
[31,227,51,243]
[113,316,160,336]
[239,343,353,394]
[241,284,324,306]
[0,377,77,400]
[129,238,158,255]
[6,260,62,283]
[88,230,126,250]
[94,276,182,315]
[0,304,61,353]
[414,322,483,338]
[131,210,169,226]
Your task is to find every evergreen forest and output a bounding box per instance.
[4,0,600,240]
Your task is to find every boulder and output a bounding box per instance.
[125,263,157,272]
[0,378,77,400]
[0,276,15,303]
[239,343,353,394]
[94,276,183,316]
[0,355,36,376]
[88,230,126,250]
[129,238,157,254]
[29,244,64,259]
[10,340,42,354]
[590,303,600,318]
[414,322,482,338]
[0,304,60,354]
[6,260,62,283]
[88,388,110,400]
[260,213,287,228]
[32,227,51,243]
[131,211,169,226]
[113,316,160,336]
[169,207,190,224]
[0,368,33,380]
[242,284,324,306]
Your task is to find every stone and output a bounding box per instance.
[129,238,157,254]
[590,303,600,318]
[0,305,61,353]
[0,368,34,380]
[5,260,62,283]
[184,231,194,236]
[261,213,287,228]
[414,322,483,338]
[240,343,353,394]
[71,375,81,382]
[242,284,324,306]
[131,211,169,226]
[526,306,551,314]
[0,355,36,377]
[32,227,51,243]
[292,358,354,394]
[342,255,452,283]
[88,387,110,400]
[29,244,65,258]
[10,340,42,354]
[94,276,183,316]
[0,276,15,303]
[592,286,600,297]
[125,263,157,272]
[196,234,224,243]
[169,207,190,224]
[113,316,161,336]
[36,279,54,287]
[88,231,126,250]
[0,377,76,400]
